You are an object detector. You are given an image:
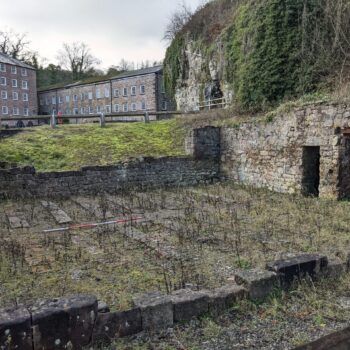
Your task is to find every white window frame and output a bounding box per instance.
[40,98,44,106]
[73,94,78,102]
[11,66,17,74]
[105,105,111,113]
[114,104,119,112]
[162,101,167,111]
[96,105,101,113]
[58,96,62,104]
[21,68,27,76]
[73,108,79,115]
[89,106,93,114]
[123,87,128,97]
[114,89,119,97]
[13,107,20,115]
[12,91,18,101]
[0,77,7,86]
[123,102,128,112]
[131,103,137,111]
[96,89,101,99]
[80,107,85,115]
[52,96,56,105]
[12,79,17,87]
[1,90,7,99]
[2,106,8,114]
[0,63,6,72]
[131,86,136,96]
[88,92,93,100]
[140,85,145,95]
[141,101,146,110]
[23,93,29,102]
[23,108,29,116]
[105,88,110,98]
[45,97,49,105]
[65,95,70,103]
[22,80,28,89]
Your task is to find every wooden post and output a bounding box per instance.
[100,112,106,128]
[51,111,56,129]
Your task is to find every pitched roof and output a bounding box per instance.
[38,65,163,93]
[0,52,35,70]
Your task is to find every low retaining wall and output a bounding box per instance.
[0,156,219,199]
[1,253,348,349]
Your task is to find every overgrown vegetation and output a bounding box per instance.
[0,120,186,171]
[164,0,350,111]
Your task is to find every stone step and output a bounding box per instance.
[41,201,72,224]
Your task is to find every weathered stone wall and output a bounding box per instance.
[220,103,350,199]
[0,156,219,200]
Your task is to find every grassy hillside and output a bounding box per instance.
[0,120,187,172]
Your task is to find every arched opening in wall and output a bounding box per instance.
[302,146,320,197]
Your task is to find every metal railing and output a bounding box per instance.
[198,97,227,110]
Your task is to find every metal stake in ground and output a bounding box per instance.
[42,217,143,233]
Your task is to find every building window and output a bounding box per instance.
[141,101,146,110]
[73,94,78,102]
[80,93,84,101]
[114,104,119,112]
[0,77,7,86]
[1,90,7,99]
[23,93,29,102]
[131,103,137,111]
[12,79,17,87]
[65,109,71,115]
[114,89,119,97]
[0,63,6,72]
[40,98,44,106]
[65,95,70,102]
[131,86,136,96]
[73,108,79,115]
[123,87,128,96]
[11,66,17,74]
[123,103,128,112]
[13,92,18,100]
[13,107,19,115]
[21,68,27,76]
[96,105,101,113]
[22,81,28,89]
[23,108,29,116]
[52,96,56,105]
[96,89,101,99]
[58,96,62,104]
[80,107,85,115]
[140,85,145,94]
[88,92,93,100]
[105,105,111,113]
[2,106,8,114]
[162,101,167,110]
[105,88,110,98]
[89,106,93,114]
[45,97,49,105]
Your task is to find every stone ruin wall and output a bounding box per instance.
[220,103,350,199]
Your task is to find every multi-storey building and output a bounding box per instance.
[38,66,173,117]
[0,53,38,126]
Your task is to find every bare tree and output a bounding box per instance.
[0,29,35,62]
[57,42,100,81]
[163,2,193,42]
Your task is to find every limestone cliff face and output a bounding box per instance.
[174,38,233,112]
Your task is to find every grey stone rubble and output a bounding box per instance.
[5,212,30,229]
[1,253,347,350]
[41,201,72,224]
[72,197,114,219]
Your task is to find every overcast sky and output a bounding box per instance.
[0,0,204,70]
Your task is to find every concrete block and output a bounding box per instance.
[170,289,209,322]
[208,284,248,317]
[92,309,142,346]
[266,254,328,285]
[0,307,32,350]
[234,269,279,299]
[133,291,173,330]
[31,294,97,350]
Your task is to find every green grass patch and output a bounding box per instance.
[0,120,187,172]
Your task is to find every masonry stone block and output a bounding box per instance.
[92,309,142,346]
[0,307,32,350]
[133,291,173,330]
[234,269,279,299]
[207,284,248,317]
[31,294,97,350]
[319,257,346,279]
[170,289,209,322]
[266,254,328,285]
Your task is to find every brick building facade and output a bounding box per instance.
[0,53,38,127]
[38,66,173,117]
